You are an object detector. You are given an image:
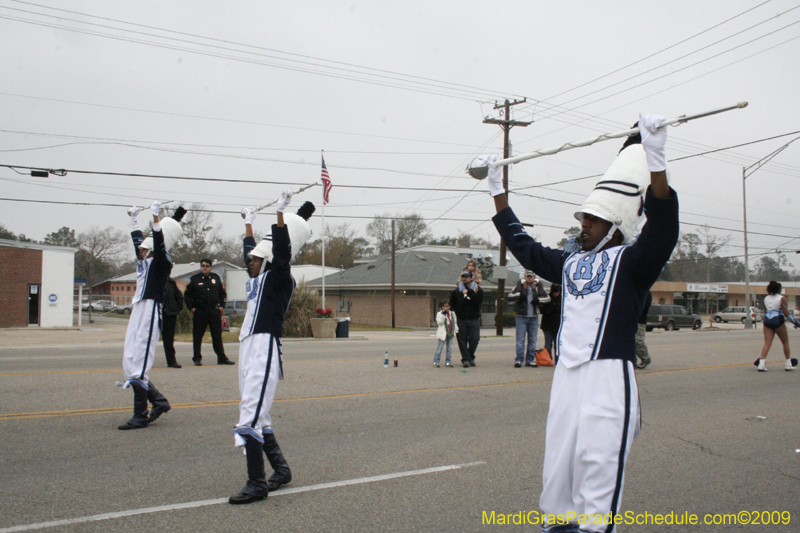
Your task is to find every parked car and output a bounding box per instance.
[712,306,761,324]
[224,300,247,316]
[114,303,133,315]
[84,300,116,312]
[647,304,703,331]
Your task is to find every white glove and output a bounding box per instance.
[150,200,161,217]
[242,207,257,226]
[478,155,505,197]
[275,189,292,213]
[129,206,141,230]
[639,113,667,172]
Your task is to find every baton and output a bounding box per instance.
[127,200,175,216]
[467,101,749,179]
[241,182,319,218]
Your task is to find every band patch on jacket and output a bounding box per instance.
[565,251,610,299]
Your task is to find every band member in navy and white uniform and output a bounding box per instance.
[485,114,679,532]
[117,201,187,430]
[228,192,315,505]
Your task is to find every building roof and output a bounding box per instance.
[0,238,77,254]
[308,250,499,290]
[100,261,243,284]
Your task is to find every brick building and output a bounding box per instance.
[0,239,76,328]
[94,261,244,306]
[308,248,502,328]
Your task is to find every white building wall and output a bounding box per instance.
[225,269,250,301]
[40,249,75,327]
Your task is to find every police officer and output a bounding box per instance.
[161,276,184,368]
[184,258,235,366]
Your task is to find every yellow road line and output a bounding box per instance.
[0,358,772,421]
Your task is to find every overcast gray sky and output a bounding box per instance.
[1,0,799,270]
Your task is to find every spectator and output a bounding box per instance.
[457,259,482,295]
[540,283,562,363]
[161,276,184,368]
[451,271,483,367]
[507,271,549,367]
[635,292,653,369]
[433,300,458,368]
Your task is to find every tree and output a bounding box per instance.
[43,227,79,248]
[556,226,581,249]
[294,223,370,269]
[428,236,458,246]
[366,213,432,254]
[753,256,791,281]
[168,203,223,263]
[697,225,730,282]
[0,223,17,240]
[214,235,246,268]
[76,226,129,287]
[0,223,35,242]
[456,232,492,248]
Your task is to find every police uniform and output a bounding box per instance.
[184,270,230,364]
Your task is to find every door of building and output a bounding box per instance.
[28,284,40,326]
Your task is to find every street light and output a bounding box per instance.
[742,135,800,328]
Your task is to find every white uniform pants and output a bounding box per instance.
[234,333,282,447]
[540,358,640,533]
[122,299,161,388]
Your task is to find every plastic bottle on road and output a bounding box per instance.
[384,351,389,367]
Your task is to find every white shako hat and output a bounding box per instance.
[574,144,668,246]
[249,201,316,274]
[141,206,187,252]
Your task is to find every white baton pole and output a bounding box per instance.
[240,183,319,218]
[467,101,749,178]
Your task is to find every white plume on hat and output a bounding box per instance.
[249,202,315,274]
[140,207,186,252]
[574,144,669,245]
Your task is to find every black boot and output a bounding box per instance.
[147,383,171,423]
[263,432,292,491]
[118,383,149,430]
[229,435,268,504]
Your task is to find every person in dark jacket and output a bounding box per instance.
[540,283,562,363]
[450,271,483,367]
[507,271,550,367]
[184,259,235,366]
[635,291,653,369]
[161,277,184,368]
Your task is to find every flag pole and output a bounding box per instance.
[321,150,326,312]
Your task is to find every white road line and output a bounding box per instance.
[0,461,486,533]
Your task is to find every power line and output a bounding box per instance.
[540,0,775,102]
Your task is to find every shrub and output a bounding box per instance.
[497,312,516,328]
[284,282,321,338]
[175,306,193,334]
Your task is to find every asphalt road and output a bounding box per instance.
[1,324,798,532]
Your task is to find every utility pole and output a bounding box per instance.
[391,219,396,329]
[483,98,532,335]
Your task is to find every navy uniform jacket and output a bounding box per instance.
[131,226,172,305]
[492,186,679,366]
[240,225,295,339]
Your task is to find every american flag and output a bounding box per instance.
[321,154,332,205]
